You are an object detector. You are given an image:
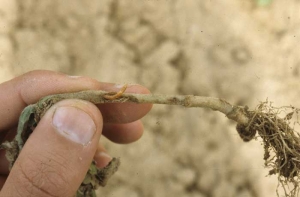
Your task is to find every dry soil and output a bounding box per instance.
[1,1,300,196]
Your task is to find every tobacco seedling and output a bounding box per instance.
[1,86,299,197]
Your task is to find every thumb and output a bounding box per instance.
[1,99,103,197]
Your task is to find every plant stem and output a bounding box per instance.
[38,90,250,125]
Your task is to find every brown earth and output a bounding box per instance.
[1,0,300,196]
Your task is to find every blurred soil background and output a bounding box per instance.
[1,0,300,196]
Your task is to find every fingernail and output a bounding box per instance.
[68,75,83,79]
[114,83,136,88]
[114,84,126,88]
[94,152,112,168]
[52,106,96,145]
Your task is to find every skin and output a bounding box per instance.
[0,70,152,196]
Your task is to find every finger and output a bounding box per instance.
[0,70,100,131]
[102,120,144,144]
[97,84,152,123]
[1,99,103,197]
[93,144,112,169]
[0,120,144,175]
[0,176,6,189]
[0,70,152,131]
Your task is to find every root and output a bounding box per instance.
[236,100,300,197]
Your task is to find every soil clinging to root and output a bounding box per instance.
[236,101,300,197]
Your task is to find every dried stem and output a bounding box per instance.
[37,90,250,125]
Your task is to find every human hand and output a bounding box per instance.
[0,70,152,196]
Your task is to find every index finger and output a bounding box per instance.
[0,70,152,131]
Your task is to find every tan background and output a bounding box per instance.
[1,0,300,196]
